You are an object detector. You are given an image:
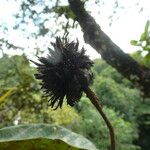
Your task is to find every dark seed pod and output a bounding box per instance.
[31,37,93,109]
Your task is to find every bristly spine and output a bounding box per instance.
[31,37,93,110]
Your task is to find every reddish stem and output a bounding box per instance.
[84,87,115,150]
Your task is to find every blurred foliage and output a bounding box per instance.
[92,76,141,121]
[53,5,76,20]
[1,55,149,150]
[131,20,150,68]
[92,59,150,150]
[130,21,150,149]
[92,59,142,121]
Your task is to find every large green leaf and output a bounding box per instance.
[0,124,98,150]
[140,20,150,41]
[130,40,138,46]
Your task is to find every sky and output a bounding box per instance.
[0,0,150,59]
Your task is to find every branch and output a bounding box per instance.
[84,87,115,150]
[68,0,150,98]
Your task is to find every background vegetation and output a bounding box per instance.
[0,54,149,150]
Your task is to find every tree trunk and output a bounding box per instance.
[68,0,150,98]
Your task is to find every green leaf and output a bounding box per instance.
[145,53,150,60]
[144,20,150,34]
[140,20,150,41]
[0,87,16,104]
[143,46,150,52]
[130,40,138,46]
[0,124,98,150]
[53,6,76,20]
[140,33,146,41]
